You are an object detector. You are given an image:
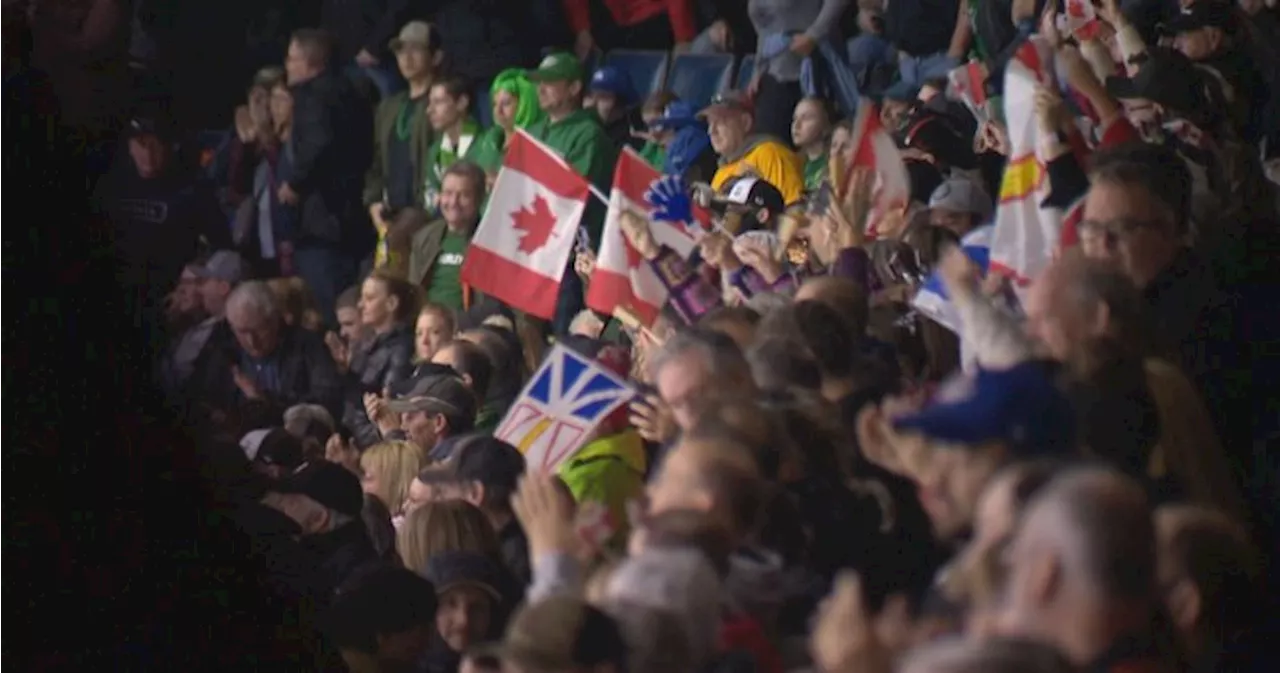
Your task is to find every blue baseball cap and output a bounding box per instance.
[882,79,920,103]
[893,360,1077,456]
[650,100,699,130]
[588,66,634,102]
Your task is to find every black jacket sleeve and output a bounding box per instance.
[288,84,333,194]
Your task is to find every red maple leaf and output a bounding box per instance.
[512,194,558,255]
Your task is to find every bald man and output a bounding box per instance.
[1022,252,1151,363]
[996,466,1176,671]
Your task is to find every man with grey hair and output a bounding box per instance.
[993,466,1176,671]
[188,280,342,427]
[639,327,757,433]
[159,250,250,395]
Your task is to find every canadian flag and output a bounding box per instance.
[1058,0,1102,41]
[460,130,590,319]
[843,98,910,239]
[947,61,991,123]
[585,148,700,325]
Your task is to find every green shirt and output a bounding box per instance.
[804,154,827,192]
[638,140,666,170]
[427,230,469,310]
[424,118,483,210]
[525,109,617,244]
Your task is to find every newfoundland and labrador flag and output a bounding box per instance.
[586,148,702,325]
[911,224,993,334]
[459,130,590,319]
[989,37,1072,287]
[495,343,635,473]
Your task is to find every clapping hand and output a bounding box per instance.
[513,472,578,561]
[811,572,912,673]
[629,393,677,445]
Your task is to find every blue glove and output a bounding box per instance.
[644,175,693,225]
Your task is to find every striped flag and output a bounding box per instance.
[910,224,994,333]
[585,148,701,325]
[844,98,910,239]
[459,130,589,319]
[947,60,992,124]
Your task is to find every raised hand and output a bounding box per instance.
[513,472,578,561]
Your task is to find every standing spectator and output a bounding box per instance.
[423,75,485,212]
[690,0,759,54]
[282,29,376,329]
[319,567,438,673]
[526,52,619,332]
[566,0,699,56]
[237,70,300,278]
[319,0,414,97]
[746,0,850,140]
[883,0,969,87]
[365,21,442,269]
[791,96,833,191]
[425,0,534,93]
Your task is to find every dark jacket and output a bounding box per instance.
[188,321,345,424]
[342,322,416,448]
[321,0,414,63]
[427,0,532,83]
[364,90,435,209]
[498,519,532,587]
[288,69,375,253]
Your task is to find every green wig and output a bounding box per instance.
[490,68,545,130]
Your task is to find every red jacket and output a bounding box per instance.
[563,0,698,42]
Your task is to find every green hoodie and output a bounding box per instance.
[557,429,646,551]
[424,118,483,209]
[525,108,617,242]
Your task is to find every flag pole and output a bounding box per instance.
[588,184,610,206]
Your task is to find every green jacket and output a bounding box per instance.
[638,140,666,169]
[525,109,617,243]
[557,429,647,551]
[364,91,435,208]
[470,126,507,174]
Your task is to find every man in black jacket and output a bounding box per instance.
[282,29,376,328]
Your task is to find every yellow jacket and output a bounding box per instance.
[711,135,806,205]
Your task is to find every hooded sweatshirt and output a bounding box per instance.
[558,429,647,551]
[710,134,806,205]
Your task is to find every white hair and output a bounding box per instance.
[226,280,281,322]
[283,404,336,437]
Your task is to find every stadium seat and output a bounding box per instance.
[735,55,756,91]
[666,53,735,109]
[601,50,670,98]
[473,87,492,128]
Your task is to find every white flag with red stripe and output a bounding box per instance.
[989,37,1080,287]
[947,61,992,123]
[843,99,910,239]
[460,130,590,319]
[1058,0,1102,41]
[585,148,700,325]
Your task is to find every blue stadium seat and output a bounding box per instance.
[666,53,735,109]
[601,50,670,98]
[735,55,756,91]
[473,86,492,128]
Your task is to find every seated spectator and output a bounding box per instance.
[334,285,367,349]
[791,97,834,191]
[630,90,678,169]
[414,436,532,585]
[160,251,249,396]
[458,325,527,419]
[415,303,458,363]
[927,176,993,238]
[374,370,478,460]
[365,22,443,262]
[422,551,511,673]
[428,340,497,430]
[649,99,718,182]
[335,271,418,449]
[396,499,502,571]
[487,595,629,673]
[586,65,643,151]
[241,427,308,480]
[188,280,343,429]
[163,262,208,334]
[701,92,805,205]
[266,277,324,332]
[423,75,485,212]
[318,567,437,673]
[284,403,337,461]
[360,440,427,522]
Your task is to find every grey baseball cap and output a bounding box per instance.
[927,177,992,221]
[195,250,249,284]
[385,373,477,419]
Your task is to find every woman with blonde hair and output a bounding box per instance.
[359,440,426,521]
[395,499,502,575]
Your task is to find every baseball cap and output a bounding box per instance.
[423,551,505,600]
[1104,47,1213,115]
[882,79,920,103]
[893,360,1077,456]
[588,66,634,102]
[273,460,364,518]
[1159,0,1234,35]
[419,435,525,489]
[928,177,993,221]
[697,91,753,120]
[650,100,699,131]
[527,52,585,83]
[125,116,174,140]
[389,20,441,52]
[194,250,249,284]
[241,427,305,469]
[320,566,438,653]
[719,175,786,216]
[486,595,628,671]
[385,371,477,421]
